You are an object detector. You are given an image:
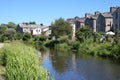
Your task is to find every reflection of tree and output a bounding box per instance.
[50,50,71,73]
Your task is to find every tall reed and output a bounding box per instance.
[0,41,49,80]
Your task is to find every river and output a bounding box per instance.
[41,50,120,80]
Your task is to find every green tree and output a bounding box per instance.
[75,26,92,42]
[0,24,8,34]
[51,18,72,38]
[29,21,36,24]
[4,29,16,41]
[14,32,23,40]
[7,22,16,29]
[23,32,32,41]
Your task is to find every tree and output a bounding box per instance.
[75,26,92,42]
[4,29,16,41]
[51,18,72,38]
[22,32,32,41]
[29,21,36,24]
[7,22,16,29]
[0,24,8,34]
[14,32,23,40]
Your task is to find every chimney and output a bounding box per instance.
[40,23,43,26]
[95,11,100,15]
[85,13,92,18]
[110,7,117,14]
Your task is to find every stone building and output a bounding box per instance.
[85,11,100,32]
[96,12,113,32]
[75,17,85,29]
[113,7,120,31]
[67,18,76,40]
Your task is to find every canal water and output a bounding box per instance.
[41,50,120,80]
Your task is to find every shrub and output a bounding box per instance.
[71,41,80,50]
[54,43,70,52]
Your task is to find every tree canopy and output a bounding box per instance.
[75,26,92,42]
[51,18,72,38]
[7,22,17,28]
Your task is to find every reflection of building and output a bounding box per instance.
[113,7,120,31]
[71,54,77,71]
[16,24,51,36]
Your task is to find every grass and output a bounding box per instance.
[0,41,49,80]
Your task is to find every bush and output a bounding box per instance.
[22,32,31,41]
[71,41,80,50]
[54,43,70,52]
[0,41,49,80]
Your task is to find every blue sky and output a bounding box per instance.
[0,0,119,25]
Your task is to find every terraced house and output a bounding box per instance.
[85,11,100,32]
[96,12,113,32]
[113,7,120,31]
[67,7,120,33]
[16,23,51,36]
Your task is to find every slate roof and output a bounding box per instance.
[76,17,85,23]
[102,12,113,18]
[67,18,75,24]
[91,15,98,20]
[18,24,47,29]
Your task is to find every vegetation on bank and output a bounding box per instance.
[0,41,49,80]
[0,19,120,62]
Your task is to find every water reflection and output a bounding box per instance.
[42,50,120,80]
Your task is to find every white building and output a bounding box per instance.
[16,24,51,36]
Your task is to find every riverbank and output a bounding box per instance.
[0,43,4,49]
[0,41,49,80]
[44,38,120,62]
[0,43,4,80]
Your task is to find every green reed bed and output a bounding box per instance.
[0,41,49,80]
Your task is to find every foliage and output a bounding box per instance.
[29,21,36,24]
[4,29,16,41]
[14,32,23,40]
[7,22,17,29]
[22,32,32,41]
[0,24,8,34]
[75,26,92,42]
[0,22,17,42]
[51,18,72,38]
[54,43,70,52]
[71,41,80,51]
[38,35,48,42]
[0,41,49,80]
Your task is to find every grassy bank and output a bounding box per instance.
[0,41,49,80]
[45,37,120,61]
[77,39,120,61]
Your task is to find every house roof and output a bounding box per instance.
[67,18,75,24]
[102,12,113,18]
[18,24,48,29]
[91,15,98,20]
[76,17,85,23]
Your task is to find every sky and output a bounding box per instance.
[0,0,119,26]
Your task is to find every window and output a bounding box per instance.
[115,13,118,19]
